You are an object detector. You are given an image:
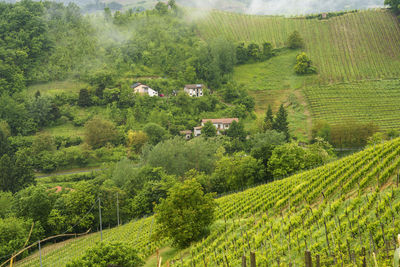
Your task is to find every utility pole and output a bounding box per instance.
[39,240,43,267]
[117,192,120,227]
[99,198,102,241]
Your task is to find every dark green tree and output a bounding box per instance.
[287,30,304,49]
[264,105,274,130]
[143,123,168,146]
[78,88,91,107]
[236,43,248,64]
[226,121,246,141]
[272,104,290,141]
[154,179,216,248]
[155,2,168,14]
[202,121,216,137]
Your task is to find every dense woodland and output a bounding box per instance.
[1,0,400,265]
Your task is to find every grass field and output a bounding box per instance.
[27,80,86,96]
[197,9,400,83]
[233,49,311,140]
[14,138,400,266]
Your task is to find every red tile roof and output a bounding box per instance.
[202,118,239,124]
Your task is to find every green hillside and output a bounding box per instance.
[197,9,400,83]
[16,138,400,266]
[198,9,400,132]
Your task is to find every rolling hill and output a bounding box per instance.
[197,9,400,132]
[15,137,400,266]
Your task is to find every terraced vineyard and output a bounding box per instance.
[15,138,400,266]
[197,9,400,83]
[305,79,400,131]
[176,138,400,266]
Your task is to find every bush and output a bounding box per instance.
[66,242,143,267]
[295,52,317,75]
[84,117,119,148]
[287,30,304,49]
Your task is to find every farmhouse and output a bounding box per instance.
[184,84,204,97]
[131,83,158,97]
[194,118,239,136]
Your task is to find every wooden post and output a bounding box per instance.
[203,255,207,267]
[250,252,256,267]
[225,255,229,267]
[316,254,320,267]
[362,247,366,267]
[277,257,280,266]
[242,255,247,267]
[305,251,312,267]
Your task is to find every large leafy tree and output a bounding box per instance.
[154,179,216,248]
[84,117,119,148]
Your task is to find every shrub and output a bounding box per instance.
[66,242,143,267]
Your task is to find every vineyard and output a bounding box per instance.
[14,217,167,267]
[304,79,400,131]
[14,138,400,266]
[196,9,400,83]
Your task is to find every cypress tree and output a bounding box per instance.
[264,105,274,129]
[272,104,290,141]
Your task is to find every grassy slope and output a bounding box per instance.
[198,9,400,132]
[15,138,400,266]
[233,49,311,140]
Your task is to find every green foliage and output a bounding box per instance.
[294,52,317,74]
[154,179,216,248]
[66,241,143,267]
[272,104,289,141]
[0,191,13,219]
[287,30,304,49]
[213,152,265,192]
[143,137,221,176]
[78,89,91,107]
[202,121,217,137]
[143,122,168,145]
[0,217,44,261]
[385,0,400,14]
[0,150,35,193]
[226,120,246,141]
[84,117,119,148]
[268,141,334,177]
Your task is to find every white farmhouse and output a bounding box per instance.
[184,84,204,97]
[194,118,239,136]
[131,83,158,97]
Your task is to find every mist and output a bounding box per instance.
[247,0,385,15]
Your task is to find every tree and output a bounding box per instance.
[127,130,148,154]
[236,43,248,64]
[226,120,246,141]
[385,0,400,14]
[264,105,274,130]
[78,88,91,107]
[202,121,216,137]
[212,152,265,192]
[268,142,307,177]
[66,242,143,267]
[154,179,216,248]
[249,130,286,177]
[272,104,290,141]
[84,117,118,148]
[312,120,331,142]
[295,52,317,74]
[155,2,168,14]
[287,30,304,49]
[143,123,167,146]
[0,150,35,193]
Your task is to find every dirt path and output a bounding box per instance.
[293,89,313,141]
